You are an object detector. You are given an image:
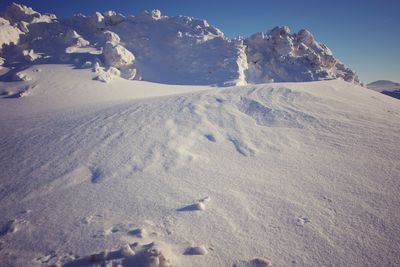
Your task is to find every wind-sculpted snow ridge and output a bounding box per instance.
[0,3,359,85]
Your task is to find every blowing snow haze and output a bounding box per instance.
[0,2,400,267]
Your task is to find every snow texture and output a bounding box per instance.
[0,64,399,266]
[0,3,397,267]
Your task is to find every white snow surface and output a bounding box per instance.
[0,65,399,266]
[0,3,359,86]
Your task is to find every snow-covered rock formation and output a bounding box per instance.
[245,27,359,83]
[0,3,360,85]
[0,17,22,48]
[102,39,134,68]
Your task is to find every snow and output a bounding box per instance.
[103,30,121,44]
[0,64,399,266]
[0,3,359,86]
[184,246,208,256]
[102,41,135,69]
[0,65,209,113]
[244,26,359,84]
[0,3,398,267]
[120,243,136,257]
[0,17,22,48]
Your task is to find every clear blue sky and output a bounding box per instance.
[1,0,399,83]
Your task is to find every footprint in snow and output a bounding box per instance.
[81,214,103,225]
[204,133,216,142]
[184,246,208,255]
[90,167,104,183]
[35,252,77,266]
[295,216,311,226]
[129,228,147,238]
[177,197,211,212]
[0,219,28,236]
[250,258,273,267]
[233,257,273,267]
[65,241,175,267]
[229,137,255,157]
[98,224,128,237]
[215,98,224,103]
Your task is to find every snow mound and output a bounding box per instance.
[238,96,317,128]
[0,3,359,85]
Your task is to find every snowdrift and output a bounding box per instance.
[0,64,399,266]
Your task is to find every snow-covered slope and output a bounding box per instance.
[367,80,400,99]
[0,64,399,266]
[0,3,359,86]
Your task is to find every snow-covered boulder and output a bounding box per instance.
[103,30,120,44]
[121,68,138,80]
[87,12,105,31]
[150,9,162,20]
[103,11,125,26]
[296,29,314,46]
[141,9,162,20]
[94,64,121,83]
[102,41,135,68]
[22,49,40,61]
[0,3,56,24]
[1,3,41,24]
[64,30,90,47]
[0,17,22,48]
[17,21,29,33]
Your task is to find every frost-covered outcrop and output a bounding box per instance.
[0,3,360,85]
[0,17,22,48]
[107,10,243,85]
[102,41,134,68]
[0,3,55,24]
[245,27,359,83]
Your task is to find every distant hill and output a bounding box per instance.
[367,80,400,99]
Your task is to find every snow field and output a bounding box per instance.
[0,65,399,266]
